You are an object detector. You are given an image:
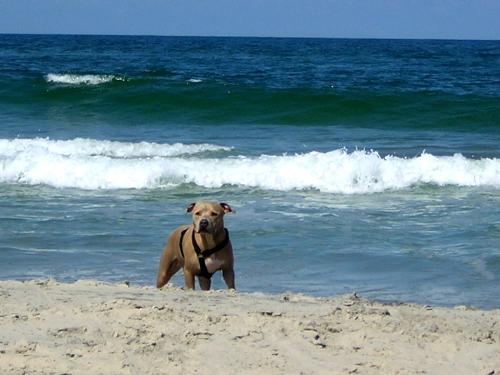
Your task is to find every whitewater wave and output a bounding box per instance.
[0,138,232,159]
[45,74,125,85]
[0,138,499,192]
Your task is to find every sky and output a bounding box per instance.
[0,0,499,40]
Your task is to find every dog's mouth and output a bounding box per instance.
[196,225,213,234]
[195,218,219,234]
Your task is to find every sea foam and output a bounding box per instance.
[45,74,124,85]
[0,138,232,158]
[0,138,499,192]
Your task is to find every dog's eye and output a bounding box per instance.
[210,211,218,217]
[195,212,201,216]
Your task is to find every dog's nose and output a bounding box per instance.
[199,219,209,228]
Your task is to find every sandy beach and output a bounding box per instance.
[0,279,498,374]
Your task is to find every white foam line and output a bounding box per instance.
[0,140,499,192]
[45,74,123,85]
[0,138,232,158]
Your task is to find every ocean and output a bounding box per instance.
[0,34,499,308]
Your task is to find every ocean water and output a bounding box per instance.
[0,34,499,308]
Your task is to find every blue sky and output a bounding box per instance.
[0,0,499,40]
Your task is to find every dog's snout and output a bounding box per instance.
[199,219,209,228]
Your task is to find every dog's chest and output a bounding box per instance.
[204,255,224,273]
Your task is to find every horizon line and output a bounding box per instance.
[1,32,499,42]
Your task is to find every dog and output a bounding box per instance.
[156,201,235,290]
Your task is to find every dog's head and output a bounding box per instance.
[186,201,233,234]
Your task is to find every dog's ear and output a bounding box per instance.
[186,202,196,213]
[220,202,234,213]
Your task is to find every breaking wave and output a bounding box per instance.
[45,74,125,85]
[0,138,499,192]
[0,138,232,158]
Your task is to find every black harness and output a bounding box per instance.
[179,228,230,279]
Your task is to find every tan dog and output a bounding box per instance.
[156,201,235,290]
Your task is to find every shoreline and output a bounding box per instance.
[1,279,499,374]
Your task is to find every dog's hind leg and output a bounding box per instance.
[157,258,181,288]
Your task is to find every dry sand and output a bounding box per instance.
[0,279,498,375]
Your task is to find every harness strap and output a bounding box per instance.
[192,228,229,279]
[192,228,230,258]
[179,228,188,259]
[178,228,230,279]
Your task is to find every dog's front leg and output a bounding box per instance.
[198,276,211,291]
[184,269,195,289]
[222,267,235,289]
